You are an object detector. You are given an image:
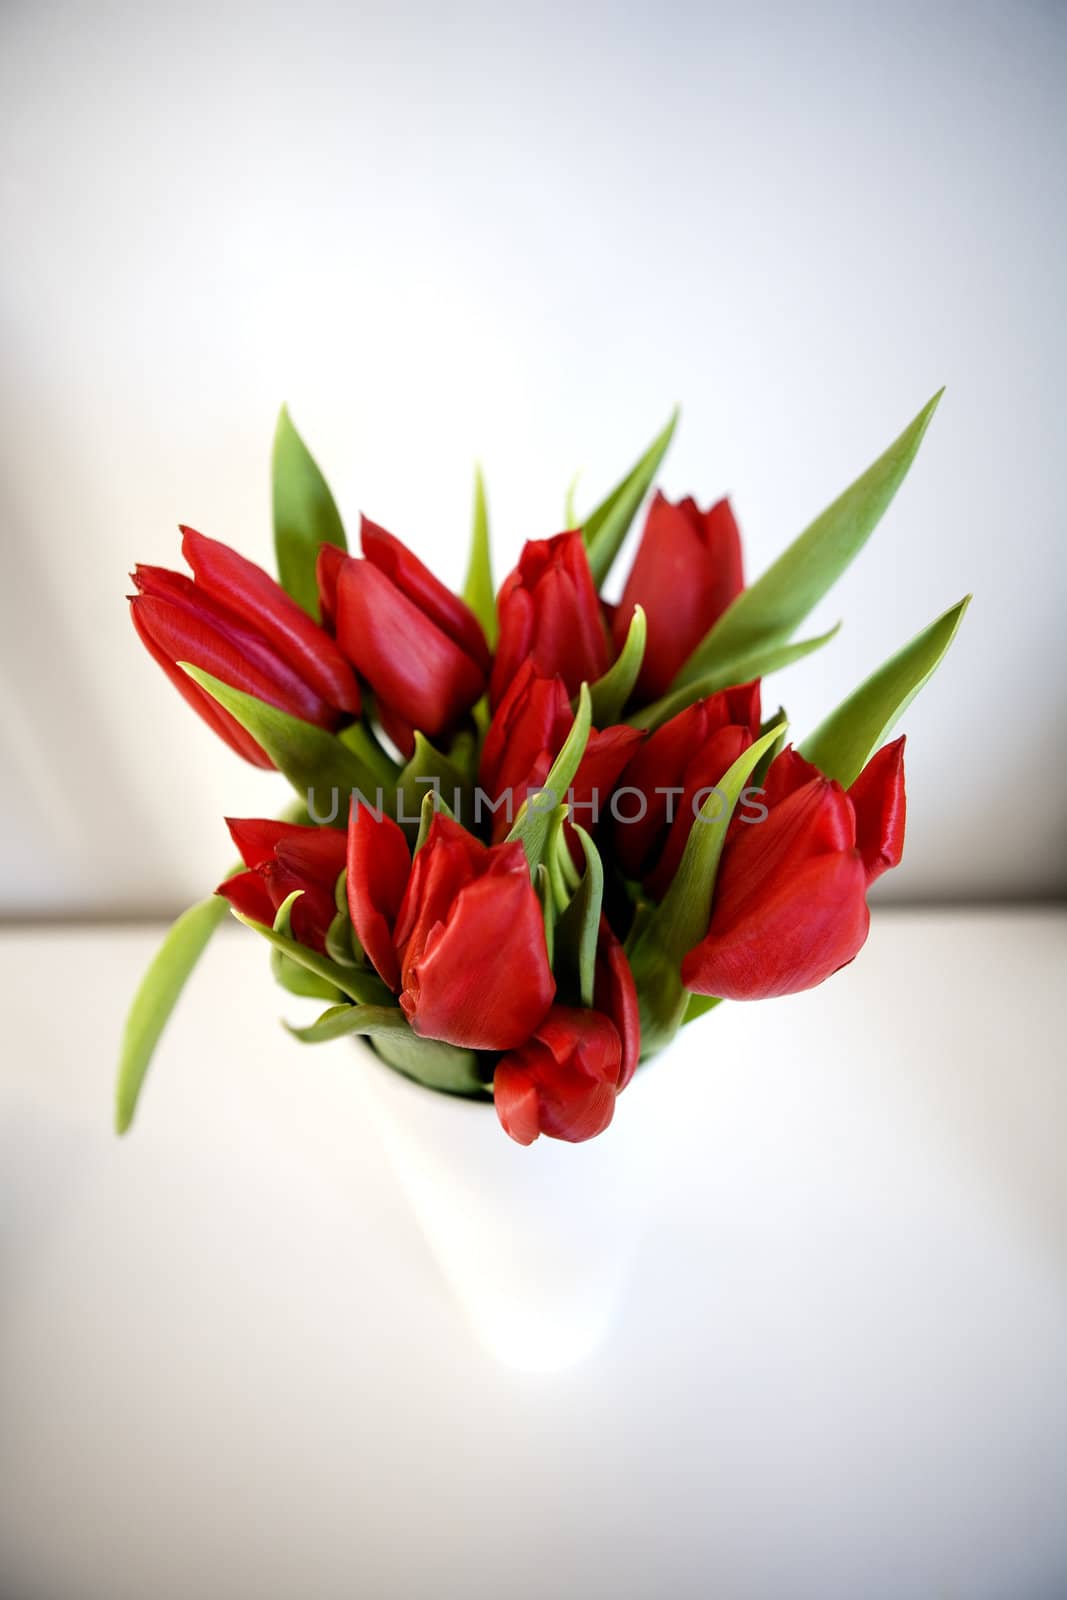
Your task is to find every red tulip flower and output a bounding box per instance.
[320,518,489,756]
[490,531,611,707]
[217,818,348,952]
[612,492,744,703]
[347,808,555,1050]
[681,738,906,1001]
[614,683,761,898]
[479,660,642,844]
[494,921,640,1145]
[130,528,361,767]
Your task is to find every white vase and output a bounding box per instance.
[354,1045,666,1373]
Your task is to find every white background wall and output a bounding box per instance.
[1,0,1064,916]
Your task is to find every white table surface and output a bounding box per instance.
[2,910,1065,1600]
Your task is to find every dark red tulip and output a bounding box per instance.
[490,531,611,708]
[130,528,360,767]
[614,683,761,897]
[680,737,908,1001]
[347,809,555,1050]
[494,921,640,1144]
[613,492,744,703]
[324,518,489,755]
[217,818,347,952]
[479,660,642,844]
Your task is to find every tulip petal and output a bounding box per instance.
[216,868,275,925]
[181,526,360,713]
[594,919,640,1090]
[130,597,274,767]
[848,737,906,884]
[682,849,870,1000]
[362,517,490,671]
[402,858,554,1050]
[615,493,743,701]
[346,804,411,991]
[335,560,486,737]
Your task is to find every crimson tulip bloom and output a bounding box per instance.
[494,921,640,1145]
[321,518,489,756]
[130,528,361,767]
[612,492,744,703]
[490,531,611,708]
[479,660,642,844]
[347,808,554,1050]
[681,738,906,1000]
[217,818,347,952]
[614,683,761,898]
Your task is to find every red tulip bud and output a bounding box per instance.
[613,492,744,702]
[217,819,347,952]
[327,518,489,754]
[494,919,639,1144]
[130,528,360,767]
[346,810,555,1051]
[490,531,610,708]
[614,684,761,894]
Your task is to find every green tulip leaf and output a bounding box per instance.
[230,894,393,1007]
[396,731,473,843]
[114,894,229,1133]
[181,665,389,821]
[272,405,347,621]
[627,721,785,1055]
[413,785,456,853]
[370,1026,490,1098]
[683,993,722,1025]
[629,624,839,731]
[462,465,497,648]
[284,1002,409,1044]
[268,891,343,1000]
[800,595,971,787]
[338,721,400,789]
[671,391,944,690]
[583,410,679,587]
[507,683,592,871]
[285,1003,488,1098]
[564,470,581,529]
[588,606,646,725]
[555,824,604,1008]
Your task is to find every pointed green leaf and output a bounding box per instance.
[370,1027,490,1098]
[181,665,390,820]
[338,721,400,789]
[507,683,592,871]
[555,825,604,1008]
[588,606,646,725]
[683,993,722,1025]
[272,406,347,620]
[230,897,393,1007]
[115,894,229,1133]
[463,465,497,647]
[629,625,839,731]
[582,410,679,587]
[285,1002,409,1044]
[286,1003,488,1097]
[671,392,944,689]
[800,595,970,787]
[564,470,581,529]
[413,785,456,853]
[396,732,473,843]
[268,890,343,999]
[627,722,785,1055]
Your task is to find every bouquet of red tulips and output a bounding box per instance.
[118,399,968,1145]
